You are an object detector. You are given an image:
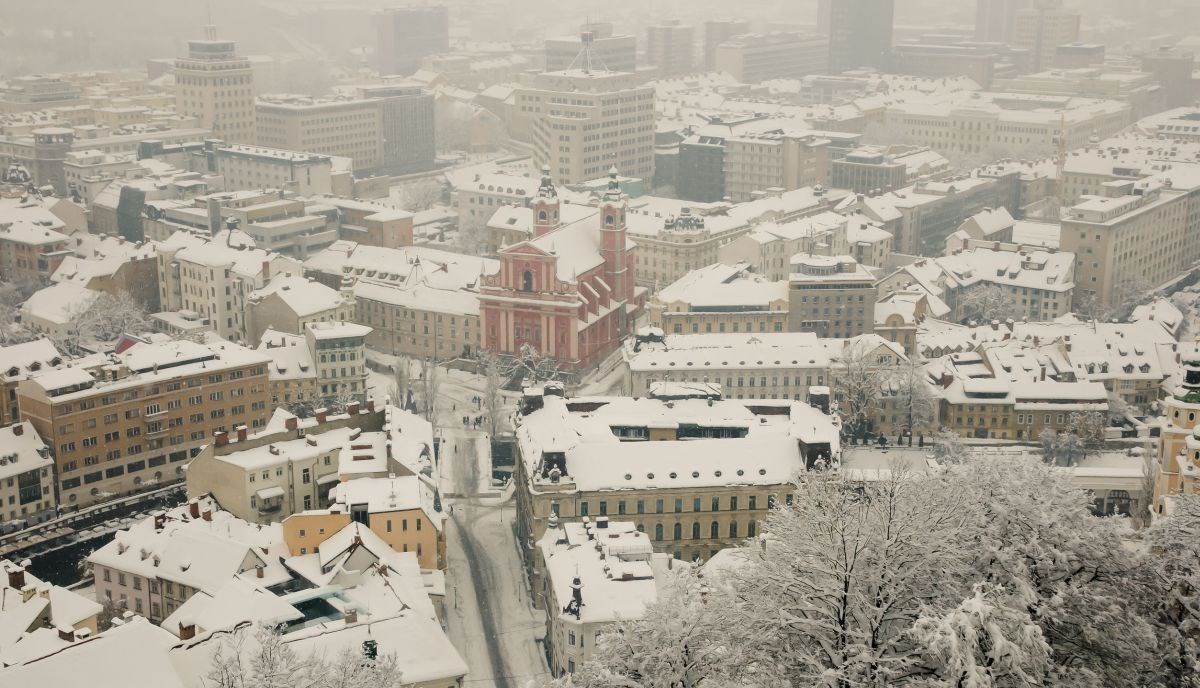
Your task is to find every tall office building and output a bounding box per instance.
[1013,0,1080,72]
[975,0,1030,42]
[545,22,637,73]
[517,71,655,185]
[1142,46,1196,108]
[818,0,895,73]
[704,19,751,70]
[646,21,696,76]
[376,5,450,75]
[174,26,256,144]
[714,32,829,83]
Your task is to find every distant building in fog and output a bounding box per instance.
[714,32,829,83]
[376,5,449,76]
[646,21,696,76]
[1013,0,1080,72]
[704,19,751,71]
[545,23,637,73]
[818,0,895,73]
[975,0,1029,43]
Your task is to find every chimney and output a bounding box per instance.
[346,402,360,416]
[596,516,609,529]
[352,535,363,547]
[571,576,583,608]
[1040,367,1046,381]
[285,416,298,431]
[188,500,200,519]
[255,565,264,579]
[236,425,247,442]
[178,620,196,640]
[344,607,358,624]
[261,260,271,280]
[201,510,212,522]
[315,408,327,423]
[57,626,75,642]
[11,424,22,437]
[367,399,375,413]
[214,431,229,447]
[6,566,25,591]
[154,513,166,531]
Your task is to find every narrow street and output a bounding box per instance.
[430,371,548,688]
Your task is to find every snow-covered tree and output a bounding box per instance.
[732,469,975,686]
[958,284,1020,325]
[553,568,766,688]
[416,356,442,435]
[890,359,938,438]
[397,178,444,212]
[948,456,1156,687]
[1068,410,1108,454]
[1139,494,1200,686]
[908,585,1051,688]
[204,624,405,688]
[479,348,504,436]
[1039,428,1084,466]
[832,340,886,440]
[931,427,970,464]
[388,357,412,411]
[55,289,151,353]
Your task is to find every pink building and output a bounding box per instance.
[479,169,640,369]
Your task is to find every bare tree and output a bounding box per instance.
[416,356,442,437]
[55,290,151,354]
[832,340,886,441]
[889,358,937,440]
[957,284,1020,324]
[206,623,405,688]
[478,348,503,437]
[388,356,412,411]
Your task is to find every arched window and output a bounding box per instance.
[655,524,663,541]
[1107,489,1132,516]
[521,270,533,292]
[747,521,757,537]
[673,523,682,540]
[710,521,719,539]
[729,521,738,538]
[691,522,700,539]
[605,214,614,226]
[537,210,548,222]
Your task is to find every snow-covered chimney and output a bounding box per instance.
[178,619,196,640]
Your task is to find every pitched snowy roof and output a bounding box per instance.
[20,282,102,325]
[656,263,788,308]
[247,274,344,317]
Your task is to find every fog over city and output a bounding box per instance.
[4,1,1200,687]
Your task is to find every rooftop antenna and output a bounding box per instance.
[566,18,611,75]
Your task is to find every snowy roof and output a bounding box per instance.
[0,339,62,381]
[247,274,345,318]
[20,282,102,325]
[305,240,495,293]
[0,423,51,482]
[517,394,838,493]
[0,617,183,685]
[256,330,314,381]
[330,476,441,528]
[161,578,303,636]
[656,263,787,308]
[304,320,371,340]
[628,332,830,373]
[537,520,673,624]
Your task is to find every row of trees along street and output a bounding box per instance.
[552,454,1200,688]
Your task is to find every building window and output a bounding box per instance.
[692,522,700,539]
[710,521,719,539]
[673,522,682,540]
[655,524,663,540]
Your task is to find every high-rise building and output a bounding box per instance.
[174,26,256,144]
[1142,46,1196,109]
[1013,0,1080,72]
[703,19,751,70]
[818,0,895,73]
[376,5,449,76]
[516,71,655,185]
[646,21,696,76]
[975,0,1029,43]
[545,23,637,73]
[714,32,829,83]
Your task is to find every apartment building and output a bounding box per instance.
[1059,179,1191,309]
[17,339,271,507]
[626,331,832,402]
[0,220,70,284]
[723,131,829,203]
[645,21,695,76]
[376,5,449,76]
[0,75,82,113]
[303,240,495,361]
[703,19,751,71]
[936,366,1109,441]
[0,339,63,426]
[256,84,434,176]
[455,171,540,233]
[186,402,433,525]
[515,70,655,185]
[647,263,789,336]
[719,211,851,281]
[282,476,445,570]
[514,387,840,589]
[174,26,255,144]
[537,519,672,677]
[156,232,304,343]
[0,422,55,527]
[789,254,877,338]
[546,23,637,73]
[714,33,829,84]
[245,274,355,345]
[319,197,415,250]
